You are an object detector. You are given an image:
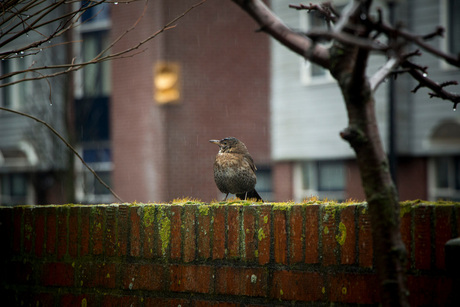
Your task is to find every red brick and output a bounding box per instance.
[321,205,338,266]
[414,205,432,270]
[157,206,172,258]
[171,205,182,259]
[80,207,91,257]
[42,262,74,287]
[271,270,323,302]
[212,206,226,260]
[183,205,196,262]
[91,207,104,255]
[289,206,304,264]
[434,206,453,269]
[45,209,57,255]
[339,206,356,264]
[407,275,453,306]
[106,206,118,257]
[215,266,267,297]
[23,208,33,254]
[305,205,319,264]
[399,205,412,270]
[274,209,287,264]
[101,295,140,307]
[13,209,22,253]
[329,273,380,304]
[243,206,257,261]
[144,298,190,307]
[227,205,240,259]
[170,264,212,294]
[68,207,79,258]
[358,205,373,268]
[130,206,141,257]
[80,262,116,288]
[197,205,212,260]
[34,208,45,257]
[258,206,271,265]
[57,207,68,259]
[142,205,156,258]
[117,205,129,256]
[122,264,166,291]
[60,294,97,307]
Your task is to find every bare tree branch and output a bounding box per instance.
[232,0,330,69]
[370,57,399,91]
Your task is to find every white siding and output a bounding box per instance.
[270,1,389,161]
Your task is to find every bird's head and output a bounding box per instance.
[209,137,248,154]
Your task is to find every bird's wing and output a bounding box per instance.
[243,153,257,173]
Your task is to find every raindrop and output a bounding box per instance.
[114,1,118,4]
[20,51,24,55]
[454,108,457,111]
[360,13,367,20]
[48,40,51,44]
[422,73,427,77]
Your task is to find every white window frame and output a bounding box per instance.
[0,57,33,109]
[428,156,460,201]
[294,160,346,202]
[439,0,460,71]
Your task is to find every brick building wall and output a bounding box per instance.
[1,202,458,306]
[111,1,269,203]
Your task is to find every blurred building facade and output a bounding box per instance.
[270,0,460,202]
[0,4,69,205]
[1,0,459,205]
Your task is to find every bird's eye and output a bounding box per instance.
[223,142,227,145]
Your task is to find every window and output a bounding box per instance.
[0,173,28,205]
[82,30,111,97]
[255,167,273,201]
[296,160,346,201]
[0,58,30,109]
[299,3,346,84]
[75,2,113,203]
[447,0,460,55]
[75,145,113,203]
[430,156,460,201]
[440,0,460,69]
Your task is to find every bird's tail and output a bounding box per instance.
[236,189,263,202]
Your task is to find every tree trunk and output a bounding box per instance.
[330,43,409,306]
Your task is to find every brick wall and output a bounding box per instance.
[0,202,458,306]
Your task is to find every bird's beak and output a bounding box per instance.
[209,139,220,145]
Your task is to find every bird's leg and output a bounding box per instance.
[244,192,248,200]
[224,193,229,201]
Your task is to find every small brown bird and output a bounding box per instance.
[209,137,263,202]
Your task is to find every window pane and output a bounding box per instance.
[317,161,345,191]
[435,157,449,188]
[449,0,460,55]
[11,174,27,196]
[82,31,110,97]
[301,162,314,190]
[455,157,460,190]
[94,171,111,195]
[81,2,110,23]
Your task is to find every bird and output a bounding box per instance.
[209,137,263,202]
